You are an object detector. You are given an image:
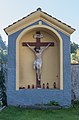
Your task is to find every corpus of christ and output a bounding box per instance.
[22,31,54,88]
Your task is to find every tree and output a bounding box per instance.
[0,35,7,106]
[71,42,78,53]
[0,61,7,106]
[76,56,79,63]
[0,35,8,63]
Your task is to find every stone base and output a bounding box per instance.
[18,105,62,110]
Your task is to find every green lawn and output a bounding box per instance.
[0,106,79,120]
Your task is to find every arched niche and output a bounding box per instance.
[16,25,63,90]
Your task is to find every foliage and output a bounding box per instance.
[0,36,6,50]
[71,53,76,60]
[0,35,8,64]
[48,101,59,106]
[71,100,79,115]
[0,62,7,106]
[71,52,79,63]
[35,101,59,106]
[0,101,3,107]
[0,35,7,106]
[71,42,79,63]
[71,42,78,53]
[72,100,79,106]
[76,56,79,63]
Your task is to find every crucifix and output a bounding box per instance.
[22,31,54,88]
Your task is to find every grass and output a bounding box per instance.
[0,105,79,120]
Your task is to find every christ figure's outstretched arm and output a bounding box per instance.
[41,43,51,53]
[26,43,35,52]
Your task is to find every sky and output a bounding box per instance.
[0,0,79,44]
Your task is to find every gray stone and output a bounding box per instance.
[71,64,79,100]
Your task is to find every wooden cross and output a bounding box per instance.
[22,31,54,88]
